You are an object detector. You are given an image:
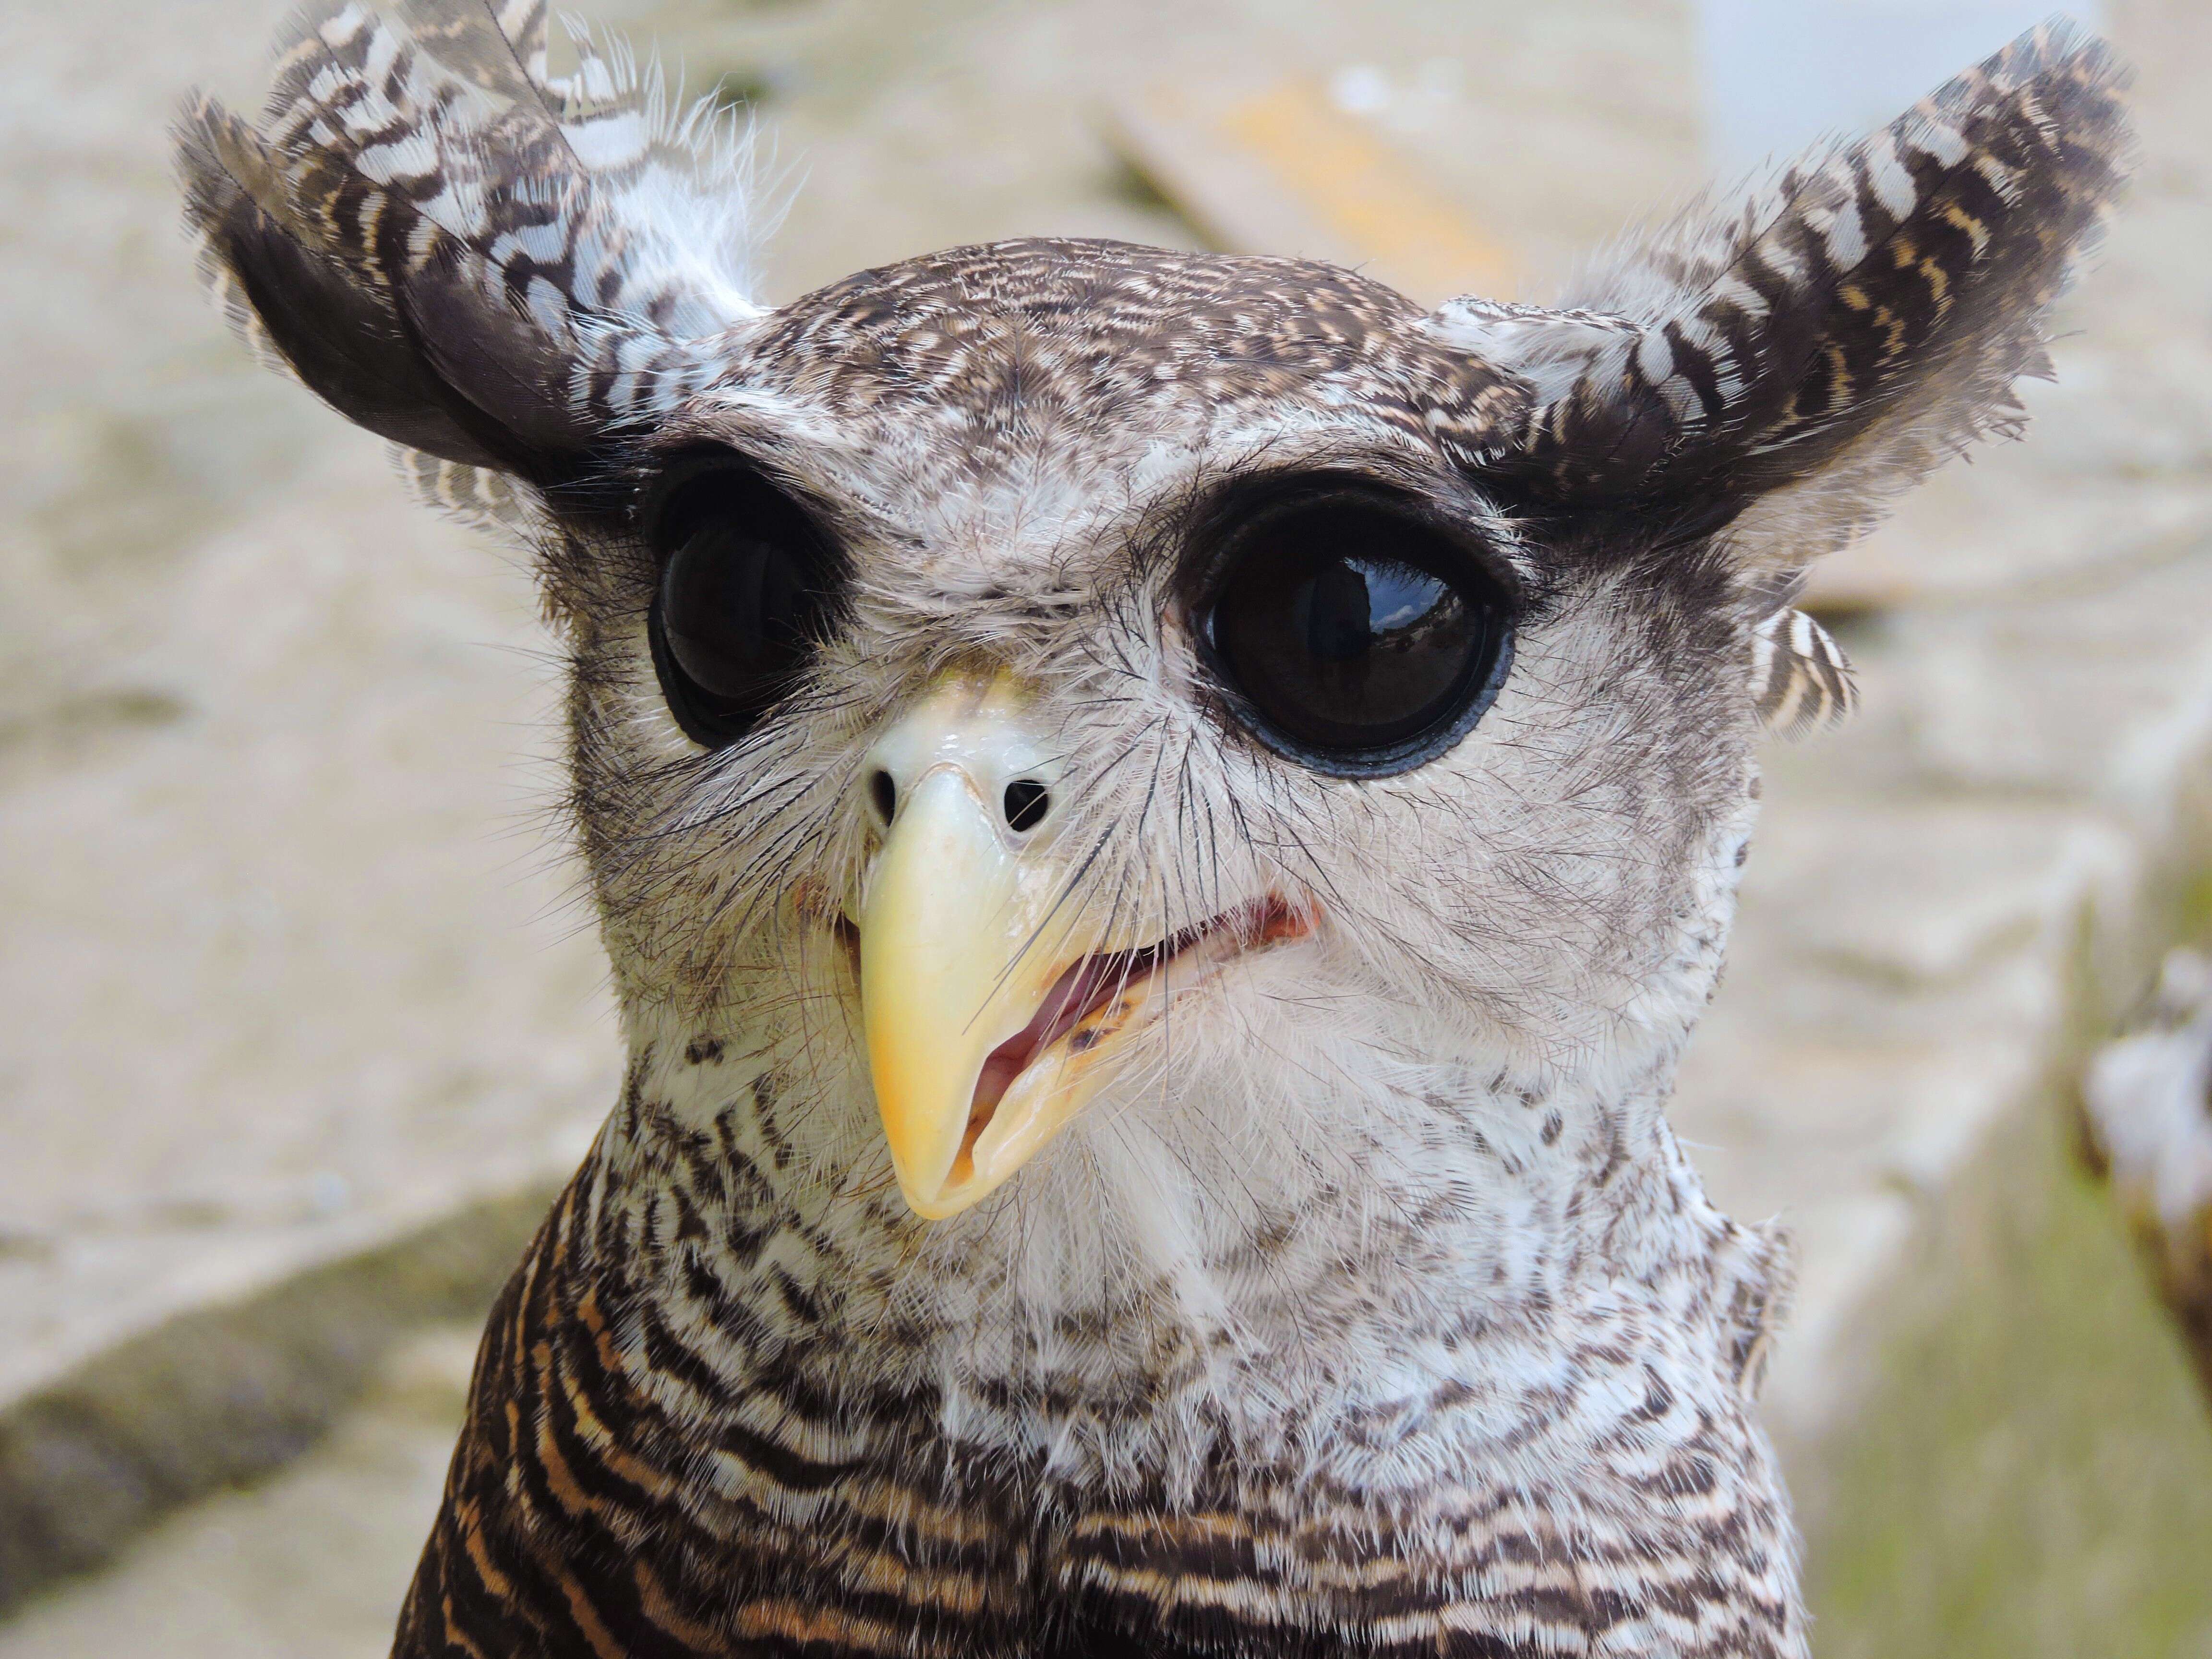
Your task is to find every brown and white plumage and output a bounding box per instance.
[176,0,766,482]
[1747,608,1857,738]
[175,10,2128,1656]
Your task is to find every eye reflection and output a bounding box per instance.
[1297,560,1455,661]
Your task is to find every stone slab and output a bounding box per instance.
[0,1326,480,1659]
[0,1188,553,1605]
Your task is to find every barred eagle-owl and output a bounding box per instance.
[176,6,2128,1654]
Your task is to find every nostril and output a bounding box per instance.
[1003,778,1050,833]
[870,769,897,826]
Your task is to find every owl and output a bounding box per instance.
[176,5,2128,1655]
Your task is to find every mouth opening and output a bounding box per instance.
[948,894,1310,1186]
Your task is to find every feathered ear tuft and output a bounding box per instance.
[1749,608,1858,737]
[1431,23,2133,579]
[174,0,771,506]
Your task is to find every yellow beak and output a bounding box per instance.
[856,673,1165,1219]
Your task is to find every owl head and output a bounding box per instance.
[177,6,2126,1273]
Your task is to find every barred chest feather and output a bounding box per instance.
[394,1038,1805,1659]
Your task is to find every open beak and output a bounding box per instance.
[855,672,1136,1218]
[854,672,1309,1220]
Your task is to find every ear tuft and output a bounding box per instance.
[175,0,774,500]
[1432,23,2132,580]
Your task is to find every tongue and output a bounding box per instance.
[954,898,1311,1177]
[970,950,1147,1128]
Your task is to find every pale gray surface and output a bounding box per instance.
[0,0,618,1412]
[0,1330,474,1659]
[3,0,2211,1649]
[1671,0,2212,1426]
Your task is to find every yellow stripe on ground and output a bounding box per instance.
[1215,80,1513,301]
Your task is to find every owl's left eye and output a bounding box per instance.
[1194,488,1515,776]
[644,463,840,749]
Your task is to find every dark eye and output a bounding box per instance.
[1200,494,1514,773]
[645,465,838,748]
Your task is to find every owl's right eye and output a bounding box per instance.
[644,464,840,749]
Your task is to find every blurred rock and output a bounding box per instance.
[2081,948,2212,1403]
[0,1327,478,1659]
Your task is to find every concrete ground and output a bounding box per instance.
[0,1331,475,1659]
[3,0,2212,1653]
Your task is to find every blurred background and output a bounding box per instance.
[2,0,2211,1653]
